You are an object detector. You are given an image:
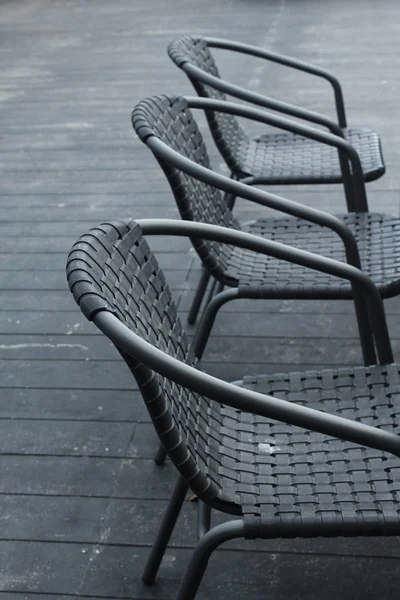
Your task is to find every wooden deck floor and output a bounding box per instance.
[1,0,400,598]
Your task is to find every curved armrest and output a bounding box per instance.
[144,134,361,268]
[135,218,392,365]
[94,309,399,458]
[205,37,347,128]
[183,62,344,137]
[186,96,368,212]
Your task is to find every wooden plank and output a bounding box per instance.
[0,456,177,499]
[0,419,136,457]
[0,388,139,421]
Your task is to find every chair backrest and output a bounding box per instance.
[168,36,249,175]
[132,94,240,280]
[66,219,226,504]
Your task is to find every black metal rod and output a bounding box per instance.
[191,289,239,360]
[204,37,347,127]
[154,443,167,465]
[352,287,377,366]
[203,277,218,312]
[176,520,245,600]
[188,266,211,325]
[184,62,344,137]
[197,502,212,540]
[338,149,357,213]
[142,476,189,585]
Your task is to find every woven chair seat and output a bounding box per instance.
[225,363,400,538]
[223,212,400,298]
[241,128,384,184]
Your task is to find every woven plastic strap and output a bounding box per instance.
[66,220,230,502]
[168,36,248,174]
[241,128,385,184]
[229,212,400,299]
[237,366,400,538]
[132,94,240,278]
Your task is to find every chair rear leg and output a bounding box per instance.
[203,277,218,309]
[201,280,225,318]
[191,288,239,360]
[338,150,357,212]
[175,520,245,600]
[154,443,167,465]
[188,266,211,325]
[224,191,237,210]
[142,476,189,585]
[224,171,239,210]
[214,281,224,296]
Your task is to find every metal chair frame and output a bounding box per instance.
[167,37,386,323]
[67,218,400,600]
[132,95,398,368]
[167,36,385,203]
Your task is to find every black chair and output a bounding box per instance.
[131,94,400,368]
[167,35,385,200]
[167,37,387,328]
[67,218,400,600]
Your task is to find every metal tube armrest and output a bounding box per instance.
[145,135,362,269]
[186,96,368,212]
[204,37,347,128]
[183,63,344,137]
[136,219,392,365]
[93,310,399,458]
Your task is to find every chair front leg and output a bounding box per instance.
[197,502,212,539]
[142,476,189,585]
[188,266,212,325]
[175,520,245,600]
[203,277,219,310]
[352,286,377,366]
[338,148,357,213]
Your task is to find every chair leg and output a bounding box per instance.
[224,172,238,210]
[224,191,237,210]
[142,476,189,585]
[154,443,167,465]
[352,288,377,366]
[202,280,225,315]
[203,277,218,309]
[197,502,211,540]
[190,288,239,360]
[214,281,224,295]
[338,149,357,213]
[175,520,245,600]
[188,266,211,325]
[367,297,394,366]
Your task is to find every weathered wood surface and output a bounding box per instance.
[1,0,400,598]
